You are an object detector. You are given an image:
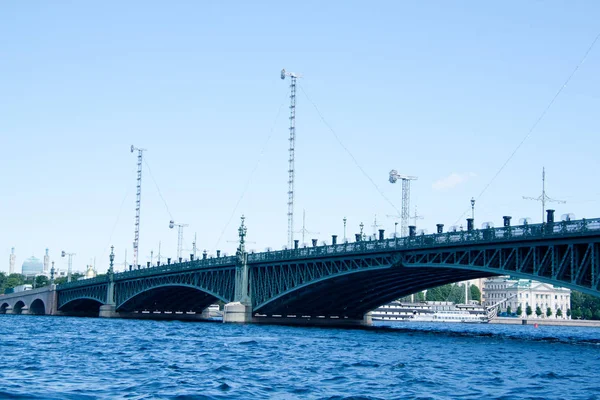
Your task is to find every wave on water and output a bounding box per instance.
[1,316,600,399]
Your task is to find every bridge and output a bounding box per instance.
[2,210,600,326]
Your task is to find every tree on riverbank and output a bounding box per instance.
[426,283,466,303]
[54,273,83,285]
[398,291,426,302]
[1,273,25,294]
[570,291,600,320]
[469,285,481,302]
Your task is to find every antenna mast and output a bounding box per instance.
[371,215,382,237]
[295,209,319,245]
[410,206,424,229]
[522,167,565,222]
[131,145,146,269]
[281,68,302,248]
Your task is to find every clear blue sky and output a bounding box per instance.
[1,1,599,274]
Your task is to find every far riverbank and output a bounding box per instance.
[491,317,600,327]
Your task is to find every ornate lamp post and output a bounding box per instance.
[109,246,115,276]
[471,197,476,221]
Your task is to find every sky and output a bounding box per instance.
[1,1,599,275]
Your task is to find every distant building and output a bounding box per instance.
[9,248,15,275]
[22,256,44,277]
[84,265,97,279]
[484,277,571,319]
[43,249,49,274]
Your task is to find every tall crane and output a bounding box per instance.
[389,170,418,237]
[61,250,76,283]
[281,68,302,248]
[523,167,565,223]
[131,145,146,269]
[169,220,188,260]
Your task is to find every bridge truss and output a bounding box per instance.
[404,240,600,296]
[54,217,600,320]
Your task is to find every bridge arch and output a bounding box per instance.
[59,297,104,316]
[29,299,46,315]
[253,262,491,318]
[13,301,25,315]
[117,284,227,313]
[0,303,8,314]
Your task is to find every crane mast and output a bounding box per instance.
[131,145,146,269]
[169,220,188,260]
[389,170,418,237]
[281,68,301,248]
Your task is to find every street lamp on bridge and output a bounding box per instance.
[471,197,476,222]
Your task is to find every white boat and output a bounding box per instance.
[207,304,223,319]
[371,301,490,323]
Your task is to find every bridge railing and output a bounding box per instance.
[113,255,238,281]
[56,218,600,289]
[57,275,109,290]
[247,218,600,264]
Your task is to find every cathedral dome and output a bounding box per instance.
[22,256,43,277]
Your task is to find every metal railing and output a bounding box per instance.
[57,275,108,290]
[246,218,600,264]
[113,255,237,282]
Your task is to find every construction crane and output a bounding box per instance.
[523,167,565,223]
[281,68,302,248]
[388,170,418,237]
[61,250,76,283]
[130,145,146,269]
[169,220,189,261]
[295,209,319,245]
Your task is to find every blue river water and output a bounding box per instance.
[0,316,599,400]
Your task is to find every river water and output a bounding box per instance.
[0,316,598,400]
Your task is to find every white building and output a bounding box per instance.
[484,277,571,319]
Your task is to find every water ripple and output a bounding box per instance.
[0,316,599,399]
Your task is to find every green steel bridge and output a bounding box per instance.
[51,211,600,324]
